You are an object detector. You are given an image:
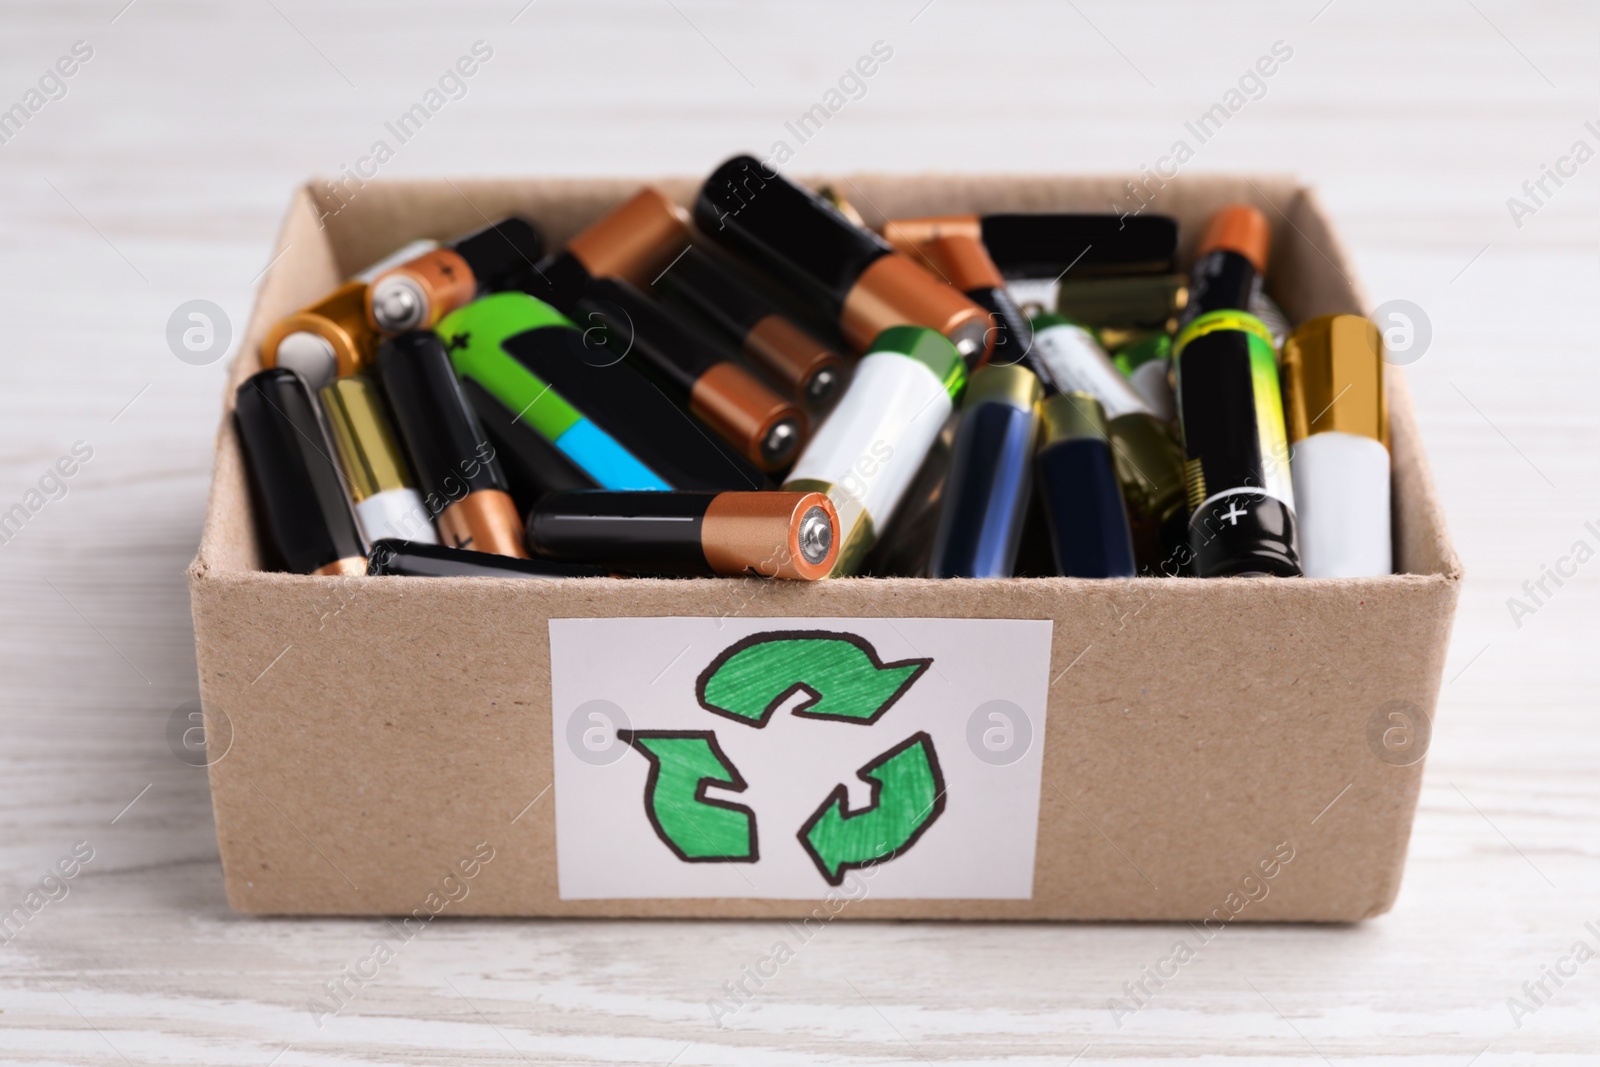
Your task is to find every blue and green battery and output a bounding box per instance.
[437,293,667,492]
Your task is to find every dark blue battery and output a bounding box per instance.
[1035,392,1136,579]
[930,365,1042,578]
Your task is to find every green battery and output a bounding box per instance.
[1171,308,1300,577]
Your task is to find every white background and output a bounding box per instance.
[0,1,1596,1062]
[549,618,1051,899]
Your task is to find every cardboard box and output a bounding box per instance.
[190,173,1460,921]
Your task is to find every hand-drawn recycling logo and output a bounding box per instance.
[616,630,946,886]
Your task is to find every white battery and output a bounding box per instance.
[785,347,955,573]
[1031,318,1151,419]
[1290,431,1391,577]
[1128,358,1176,423]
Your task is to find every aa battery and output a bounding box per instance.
[259,241,441,390]
[527,186,694,311]
[1282,314,1391,577]
[437,292,668,491]
[1028,313,1188,572]
[366,217,545,335]
[882,213,1179,279]
[1056,274,1188,333]
[881,223,1034,369]
[695,156,992,364]
[451,216,547,292]
[376,330,527,558]
[652,244,847,409]
[1028,313,1150,414]
[233,368,366,576]
[459,377,597,513]
[454,293,767,492]
[1034,392,1136,579]
[860,412,958,578]
[928,364,1041,578]
[367,538,601,579]
[1173,309,1300,577]
[526,490,838,580]
[1181,204,1271,325]
[319,376,437,547]
[784,326,967,576]
[505,328,769,492]
[575,277,805,471]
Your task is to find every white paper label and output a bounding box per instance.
[548,617,1054,900]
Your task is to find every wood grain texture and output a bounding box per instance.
[0,0,1595,1062]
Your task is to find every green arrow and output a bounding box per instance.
[618,730,757,862]
[696,631,931,727]
[798,732,946,886]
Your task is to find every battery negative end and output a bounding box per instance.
[761,417,802,465]
[273,331,339,391]
[805,367,840,406]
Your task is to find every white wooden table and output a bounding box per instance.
[1,1,1595,1062]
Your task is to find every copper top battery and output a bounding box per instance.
[259,239,442,388]
[1181,204,1272,325]
[376,330,527,558]
[882,212,1179,278]
[576,277,805,471]
[525,186,696,313]
[526,490,838,579]
[695,156,992,365]
[652,244,847,410]
[366,216,545,335]
[881,223,1034,370]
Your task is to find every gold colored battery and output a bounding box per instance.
[260,281,378,387]
[319,377,438,548]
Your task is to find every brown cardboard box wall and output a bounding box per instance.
[190,173,1460,920]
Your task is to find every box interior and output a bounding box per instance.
[196,172,1458,584]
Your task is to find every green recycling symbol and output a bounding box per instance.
[616,631,945,886]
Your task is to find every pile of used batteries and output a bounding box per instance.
[237,154,1391,583]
